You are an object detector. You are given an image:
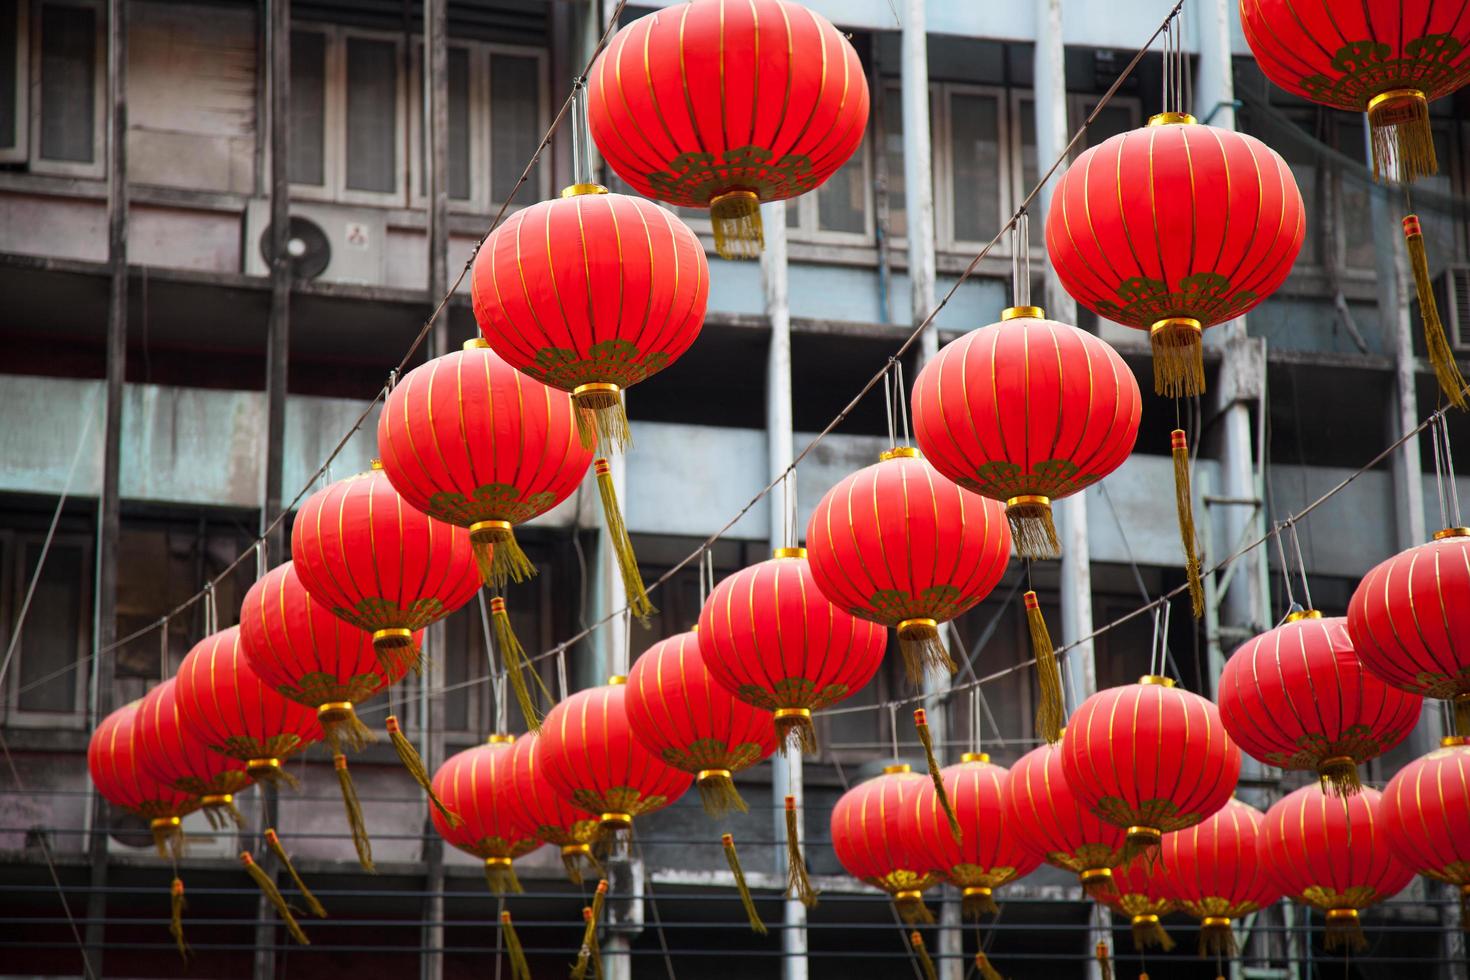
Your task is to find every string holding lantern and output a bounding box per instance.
[136,678,250,830]
[430,736,542,894]
[506,732,603,885]
[1098,855,1180,953]
[587,0,870,259]
[1381,735,1470,930]
[1218,609,1422,796]
[1261,785,1415,953]
[1158,798,1278,958]
[1002,739,1125,897]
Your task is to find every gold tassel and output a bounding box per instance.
[1171,429,1204,618]
[574,385,632,456]
[469,520,537,589]
[169,877,189,961]
[1324,909,1368,953]
[722,833,767,935]
[1368,89,1437,184]
[1150,318,1205,398]
[1318,756,1363,799]
[594,458,654,624]
[1131,914,1175,952]
[561,844,603,884]
[1024,591,1065,744]
[784,796,818,908]
[1005,495,1062,560]
[484,857,523,894]
[319,702,376,755]
[1199,916,1237,958]
[962,887,998,919]
[710,190,764,260]
[1095,940,1114,980]
[974,950,1004,980]
[371,627,421,678]
[571,881,609,980]
[501,910,532,980]
[264,829,327,919]
[1404,215,1468,410]
[697,769,748,818]
[151,817,183,861]
[910,932,939,980]
[897,892,936,925]
[490,598,542,734]
[386,716,461,827]
[896,619,957,684]
[914,709,962,843]
[776,710,818,756]
[332,754,374,872]
[241,852,310,946]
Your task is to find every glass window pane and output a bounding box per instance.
[489,54,540,204]
[884,86,906,238]
[38,3,95,163]
[17,541,84,713]
[949,91,1001,244]
[345,37,398,193]
[289,30,326,186]
[0,3,18,151]
[447,47,470,200]
[816,141,868,234]
[786,199,800,227]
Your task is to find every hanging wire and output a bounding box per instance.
[1439,416,1463,529]
[969,688,981,755]
[888,704,901,761]
[882,365,897,447]
[893,358,911,447]
[1431,415,1451,532]
[1288,522,1314,613]
[556,649,569,704]
[570,79,593,187]
[476,592,506,734]
[1273,521,1299,616]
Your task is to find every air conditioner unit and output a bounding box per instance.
[1434,265,1470,354]
[242,199,386,286]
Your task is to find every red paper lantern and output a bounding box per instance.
[1097,854,1182,953]
[1219,611,1422,795]
[1347,529,1470,737]
[910,752,1042,918]
[430,736,542,893]
[1158,798,1278,957]
[587,0,870,259]
[831,764,941,922]
[1003,740,1125,892]
[1044,116,1304,397]
[910,308,1141,559]
[805,447,1011,684]
[698,548,888,753]
[625,629,778,817]
[472,188,708,450]
[378,339,593,588]
[506,733,602,883]
[1261,785,1415,952]
[136,678,251,828]
[1240,0,1470,182]
[1381,735,1470,928]
[291,462,480,676]
[535,678,694,831]
[173,626,322,785]
[88,701,199,855]
[1061,677,1241,856]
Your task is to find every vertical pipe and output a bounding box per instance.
[901,0,937,364]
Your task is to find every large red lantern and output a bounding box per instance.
[506,732,602,883]
[88,701,199,856]
[1061,677,1241,857]
[1219,611,1422,795]
[1348,529,1470,737]
[831,764,941,923]
[1098,855,1181,953]
[1003,740,1125,893]
[910,752,1041,918]
[1381,735,1470,929]
[911,307,1141,559]
[291,462,480,677]
[1158,798,1278,956]
[1045,116,1304,398]
[698,548,888,753]
[625,629,777,817]
[1262,785,1415,952]
[136,679,251,828]
[587,0,870,259]
[430,736,542,893]
[378,339,592,588]
[805,447,1011,684]
[536,678,694,832]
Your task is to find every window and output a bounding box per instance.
[785,129,874,243]
[1,529,93,726]
[0,1,25,161]
[3,1,104,175]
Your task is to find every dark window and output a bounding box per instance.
[447,46,470,200]
[289,30,326,185]
[344,37,397,193]
[0,2,19,152]
[38,2,95,164]
[14,538,90,714]
[489,54,539,203]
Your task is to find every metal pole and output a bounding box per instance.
[901,0,937,365]
[85,2,128,973]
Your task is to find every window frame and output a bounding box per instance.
[0,0,28,163]
[26,0,106,179]
[1,528,94,728]
[785,118,876,246]
[936,82,1012,257]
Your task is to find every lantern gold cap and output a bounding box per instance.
[773,547,807,560]
[608,675,628,686]
[1001,306,1045,321]
[882,763,913,775]
[961,752,990,764]
[1148,111,1196,127]
[1285,609,1323,622]
[1443,735,1469,748]
[561,183,610,198]
[1434,527,1470,540]
[1138,675,1175,687]
[880,446,920,462]
[487,733,515,744]
[463,338,490,351]
[369,458,384,470]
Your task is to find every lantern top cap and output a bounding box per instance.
[1138,675,1176,688]
[1147,111,1196,127]
[487,733,515,744]
[1001,306,1045,322]
[880,446,920,462]
[1284,609,1322,622]
[369,458,384,471]
[882,763,912,775]
[1433,527,1470,540]
[561,182,609,198]
[463,338,490,351]
[608,675,628,686]
[961,752,990,764]
[1442,735,1470,748]
[773,547,807,560]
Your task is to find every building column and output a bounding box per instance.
[902,0,937,363]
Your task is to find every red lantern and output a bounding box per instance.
[910,307,1141,560]
[805,447,1011,684]
[1261,785,1415,952]
[625,629,777,817]
[378,339,592,588]
[535,678,693,832]
[1240,0,1470,182]
[1219,611,1422,795]
[832,764,942,922]
[173,627,322,785]
[1002,740,1124,893]
[1347,528,1470,737]
[136,679,251,828]
[88,701,199,856]
[291,462,480,676]
[506,732,602,883]
[430,736,542,893]
[1097,855,1181,953]
[910,752,1041,919]
[1381,735,1470,929]
[587,0,870,259]
[698,548,888,753]
[1061,677,1241,857]
[1044,116,1304,398]
[1158,798,1278,957]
